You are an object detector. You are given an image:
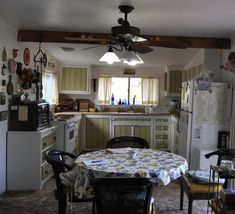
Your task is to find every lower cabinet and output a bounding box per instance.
[111,117,152,145]
[85,115,111,149]
[7,126,56,190]
[82,114,173,151]
[152,116,172,151]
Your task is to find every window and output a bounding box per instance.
[110,77,142,105]
[42,69,58,104]
[97,76,159,105]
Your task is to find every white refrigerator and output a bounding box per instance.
[178,80,232,170]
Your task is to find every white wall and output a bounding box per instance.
[0,19,18,194]
[184,49,222,81]
[0,20,61,193]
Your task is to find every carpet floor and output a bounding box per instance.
[0,178,209,214]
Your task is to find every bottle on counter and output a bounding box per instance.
[111,93,115,105]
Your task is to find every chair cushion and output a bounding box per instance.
[188,180,223,193]
[182,175,223,193]
[60,170,77,189]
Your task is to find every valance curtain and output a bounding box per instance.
[97,76,112,104]
[142,77,159,105]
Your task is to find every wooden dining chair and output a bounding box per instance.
[43,149,95,214]
[91,177,154,214]
[106,136,149,149]
[180,149,235,214]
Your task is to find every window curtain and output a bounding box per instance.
[142,77,159,105]
[42,69,59,104]
[97,76,112,104]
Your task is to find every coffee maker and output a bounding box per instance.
[217,131,230,149]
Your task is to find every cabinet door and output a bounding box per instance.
[167,70,182,96]
[111,117,152,145]
[113,124,132,137]
[60,65,90,94]
[133,125,152,144]
[85,117,110,149]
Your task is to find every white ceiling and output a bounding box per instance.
[1,0,234,67]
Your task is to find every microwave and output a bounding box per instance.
[8,101,50,131]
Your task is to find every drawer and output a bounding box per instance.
[154,142,169,150]
[155,118,169,123]
[41,144,56,164]
[155,125,169,131]
[42,132,56,150]
[155,134,169,141]
[41,162,53,180]
[113,118,152,122]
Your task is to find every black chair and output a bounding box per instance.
[43,149,95,214]
[106,136,149,149]
[91,177,154,214]
[180,149,235,214]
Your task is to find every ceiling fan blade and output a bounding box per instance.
[131,43,153,54]
[81,45,103,51]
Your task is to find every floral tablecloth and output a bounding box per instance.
[73,148,188,198]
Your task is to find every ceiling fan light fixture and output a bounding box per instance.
[99,46,120,64]
[121,50,144,66]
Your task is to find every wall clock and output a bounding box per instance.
[23,48,30,66]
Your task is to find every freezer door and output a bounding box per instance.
[180,81,194,112]
[178,111,192,164]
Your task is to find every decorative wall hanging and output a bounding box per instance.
[2,47,7,62]
[23,48,30,66]
[8,58,17,73]
[33,43,47,67]
[13,49,18,58]
[220,50,235,72]
[33,42,47,100]
[2,80,6,86]
[18,68,34,86]
[7,75,14,95]
[2,64,6,75]
[16,62,23,76]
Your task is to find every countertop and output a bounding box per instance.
[54,111,172,116]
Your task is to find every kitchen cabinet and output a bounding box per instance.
[165,68,182,96]
[84,115,111,149]
[111,116,152,145]
[153,116,172,151]
[171,115,179,153]
[60,65,91,94]
[7,126,56,190]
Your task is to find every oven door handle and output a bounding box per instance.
[67,123,75,128]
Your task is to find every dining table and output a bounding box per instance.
[73,148,188,199]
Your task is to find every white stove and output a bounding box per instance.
[53,114,79,154]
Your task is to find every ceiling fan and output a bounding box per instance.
[65,5,155,54]
[109,5,153,54]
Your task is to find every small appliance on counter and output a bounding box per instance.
[8,101,50,131]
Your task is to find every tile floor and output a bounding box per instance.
[0,178,208,214]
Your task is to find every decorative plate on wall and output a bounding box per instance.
[23,48,30,66]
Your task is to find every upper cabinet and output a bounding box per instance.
[165,66,183,96]
[60,65,91,94]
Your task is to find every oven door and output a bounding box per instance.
[64,122,77,153]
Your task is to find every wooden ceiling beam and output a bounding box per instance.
[17,30,231,49]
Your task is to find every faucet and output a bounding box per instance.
[133,95,136,105]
